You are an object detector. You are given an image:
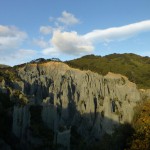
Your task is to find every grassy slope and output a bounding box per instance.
[66,53,150,89]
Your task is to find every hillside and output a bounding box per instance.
[0,61,142,150]
[0,55,150,149]
[0,64,10,69]
[129,99,150,149]
[66,53,150,89]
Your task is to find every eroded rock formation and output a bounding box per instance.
[0,61,144,149]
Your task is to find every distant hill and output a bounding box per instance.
[0,64,10,68]
[66,53,150,89]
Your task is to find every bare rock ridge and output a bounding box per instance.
[0,61,142,149]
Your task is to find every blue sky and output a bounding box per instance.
[0,0,150,66]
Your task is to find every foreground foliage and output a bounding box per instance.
[0,67,20,82]
[129,100,150,150]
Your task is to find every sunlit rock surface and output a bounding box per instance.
[0,61,143,149]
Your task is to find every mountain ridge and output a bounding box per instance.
[66,53,150,89]
[0,53,150,149]
[0,60,143,149]
[1,53,150,89]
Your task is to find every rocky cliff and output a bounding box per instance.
[0,61,143,149]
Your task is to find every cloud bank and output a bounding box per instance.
[0,25,38,66]
[33,38,49,48]
[50,30,93,55]
[0,49,37,66]
[84,20,150,42]
[41,20,150,56]
[0,25,27,51]
[1,17,150,66]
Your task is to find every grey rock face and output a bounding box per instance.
[12,105,30,139]
[0,139,11,150]
[15,62,141,142]
[56,129,70,150]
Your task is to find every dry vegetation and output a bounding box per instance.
[129,100,150,150]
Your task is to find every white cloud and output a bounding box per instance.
[39,11,84,56]
[0,25,38,66]
[40,26,53,35]
[17,49,37,56]
[33,38,49,48]
[0,25,27,51]
[42,47,59,56]
[39,25,64,35]
[39,20,150,57]
[57,11,80,25]
[0,49,37,66]
[84,20,150,42]
[50,30,94,55]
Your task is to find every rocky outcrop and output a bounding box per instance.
[16,62,141,138]
[12,105,30,140]
[0,61,142,149]
[0,139,11,150]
